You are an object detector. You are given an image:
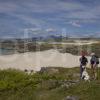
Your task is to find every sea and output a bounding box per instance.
[0,48,15,55]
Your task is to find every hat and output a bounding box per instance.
[81,51,87,56]
[91,53,95,56]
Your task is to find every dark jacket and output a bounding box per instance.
[80,56,88,66]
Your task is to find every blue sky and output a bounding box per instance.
[0,0,100,38]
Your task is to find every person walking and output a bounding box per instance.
[79,53,88,79]
[90,53,99,80]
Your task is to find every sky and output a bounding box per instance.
[0,0,100,38]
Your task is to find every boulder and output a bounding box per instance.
[64,96,79,100]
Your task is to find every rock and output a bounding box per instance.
[60,80,79,89]
[73,73,80,78]
[40,67,46,73]
[50,68,59,74]
[24,69,35,74]
[64,96,79,100]
[40,67,59,74]
[61,83,70,88]
[40,80,59,90]
[24,69,28,72]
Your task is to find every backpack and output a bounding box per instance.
[91,55,99,64]
[96,56,99,64]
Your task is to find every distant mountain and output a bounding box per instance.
[0,34,99,43]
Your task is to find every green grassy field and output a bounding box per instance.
[0,67,100,100]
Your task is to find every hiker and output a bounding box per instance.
[79,53,88,79]
[90,53,99,80]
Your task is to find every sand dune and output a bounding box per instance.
[0,49,99,71]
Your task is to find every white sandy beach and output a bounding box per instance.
[0,49,99,71]
[38,40,99,46]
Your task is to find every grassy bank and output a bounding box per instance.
[0,67,100,100]
[59,42,100,57]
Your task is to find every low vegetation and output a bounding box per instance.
[0,67,100,100]
[59,42,100,57]
[0,39,100,57]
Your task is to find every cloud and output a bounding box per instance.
[69,21,81,27]
[23,27,56,35]
[45,28,56,32]
[73,22,81,27]
[66,10,99,19]
[0,0,100,21]
[0,2,19,13]
[20,0,85,16]
[0,0,100,37]
[13,14,45,27]
[24,28,42,36]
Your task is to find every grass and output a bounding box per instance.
[0,67,100,100]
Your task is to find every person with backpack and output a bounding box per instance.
[79,52,88,79]
[90,53,99,80]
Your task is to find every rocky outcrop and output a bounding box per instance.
[40,67,59,74]
[64,96,79,100]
